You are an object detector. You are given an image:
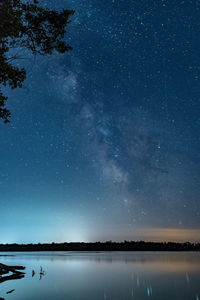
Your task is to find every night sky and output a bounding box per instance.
[0,0,200,243]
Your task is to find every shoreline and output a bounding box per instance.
[0,241,199,252]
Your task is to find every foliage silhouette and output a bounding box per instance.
[0,241,199,252]
[0,0,74,123]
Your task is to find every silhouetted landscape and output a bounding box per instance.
[0,262,25,300]
[0,241,199,252]
[1,0,200,299]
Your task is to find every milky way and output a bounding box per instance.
[0,0,199,243]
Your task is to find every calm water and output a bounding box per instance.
[0,252,199,300]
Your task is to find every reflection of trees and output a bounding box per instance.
[0,263,25,299]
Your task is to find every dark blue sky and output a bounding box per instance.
[0,0,200,243]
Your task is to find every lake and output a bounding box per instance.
[0,252,199,300]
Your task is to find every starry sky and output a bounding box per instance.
[0,0,200,243]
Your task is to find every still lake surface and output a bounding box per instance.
[0,251,199,300]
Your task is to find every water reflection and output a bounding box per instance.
[0,262,25,299]
[39,266,46,280]
[0,252,199,300]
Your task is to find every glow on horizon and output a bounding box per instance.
[1,227,200,244]
[123,228,200,243]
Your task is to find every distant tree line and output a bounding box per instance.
[0,241,199,252]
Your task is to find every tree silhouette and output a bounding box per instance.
[0,0,74,123]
